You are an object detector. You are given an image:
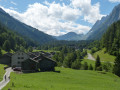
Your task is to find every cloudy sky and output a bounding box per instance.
[0,0,120,36]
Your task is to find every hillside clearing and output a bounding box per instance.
[3,67,120,90]
[92,49,115,63]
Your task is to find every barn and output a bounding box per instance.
[21,59,38,72]
[37,54,57,72]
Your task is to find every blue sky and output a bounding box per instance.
[0,0,120,36]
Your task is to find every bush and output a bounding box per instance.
[83,62,88,70]
[103,61,112,72]
[96,66,102,71]
[71,60,81,69]
[89,64,93,70]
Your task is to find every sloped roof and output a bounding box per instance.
[3,53,12,57]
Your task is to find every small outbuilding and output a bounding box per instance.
[0,53,12,66]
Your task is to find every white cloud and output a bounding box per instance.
[1,1,104,36]
[109,0,120,3]
[11,1,17,5]
[71,0,104,24]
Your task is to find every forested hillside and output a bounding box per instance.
[101,20,120,56]
[0,23,30,52]
[0,8,55,45]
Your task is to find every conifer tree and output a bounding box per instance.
[113,53,120,77]
[95,55,101,70]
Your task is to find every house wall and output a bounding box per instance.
[11,52,29,67]
[21,59,37,71]
[0,56,11,66]
[38,59,56,71]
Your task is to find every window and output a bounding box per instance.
[21,57,24,59]
[18,61,21,64]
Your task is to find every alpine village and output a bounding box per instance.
[1,0,120,90]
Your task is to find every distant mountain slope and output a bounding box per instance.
[55,32,83,41]
[83,4,120,40]
[0,22,27,51]
[0,8,55,44]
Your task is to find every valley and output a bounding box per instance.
[0,1,120,90]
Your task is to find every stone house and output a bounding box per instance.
[11,51,29,67]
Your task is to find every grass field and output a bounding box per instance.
[81,59,95,67]
[3,67,120,90]
[0,64,5,81]
[92,49,115,63]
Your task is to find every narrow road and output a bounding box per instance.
[0,67,13,90]
[87,53,96,61]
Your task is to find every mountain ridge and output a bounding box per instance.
[55,32,83,41]
[82,4,120,40]
[0,8,55,44]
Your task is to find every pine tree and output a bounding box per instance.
[95,55,101,70]
[113,53,120,77]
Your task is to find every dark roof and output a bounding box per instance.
[32,55,42,61]
[3,53,12,57]
[39,54,56,63]
[32,52,40,56]
[28,52,37,58]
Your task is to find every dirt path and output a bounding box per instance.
[87,53,96,61]
[0,67,13,90]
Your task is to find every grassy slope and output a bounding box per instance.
[3,67,120,90]
[92,49,115,62]
[81,59,95,67]
[0,64,5,81]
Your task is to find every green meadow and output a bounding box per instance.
[0,64,5,81]
[81,59,95,67]
[92,49,115,63]
[3,67,120,90]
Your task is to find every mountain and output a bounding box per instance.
[0,8,55,45]
[55,32,83,41]
[83,4,120,40]
[0,22,26,51]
